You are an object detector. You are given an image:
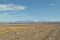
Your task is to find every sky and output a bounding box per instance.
[0,0,60,22]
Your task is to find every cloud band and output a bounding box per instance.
[0,4,27,11]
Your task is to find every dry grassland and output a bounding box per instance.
[0,24,59,40]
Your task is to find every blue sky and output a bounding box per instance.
[0,0,60,22]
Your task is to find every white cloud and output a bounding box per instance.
[49,4,56,6]
[0,4,27,11]
[0,12,33,22]
[0,12,29,18]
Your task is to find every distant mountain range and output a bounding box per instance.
[0,21,60,24]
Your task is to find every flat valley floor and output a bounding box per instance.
[0,24,60,40]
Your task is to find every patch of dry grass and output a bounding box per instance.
[0,24,59,40]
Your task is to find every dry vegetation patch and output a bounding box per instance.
[0,24,59,40]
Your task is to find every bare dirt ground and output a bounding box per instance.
[0,24,60,40]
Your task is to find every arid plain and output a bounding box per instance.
[0,24,60,40]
